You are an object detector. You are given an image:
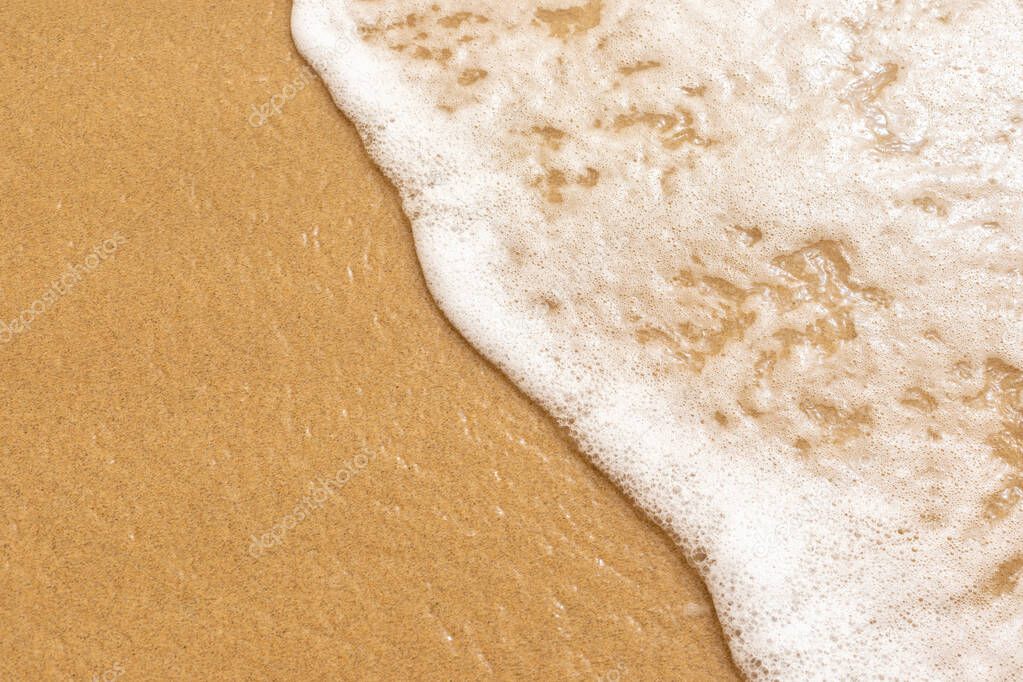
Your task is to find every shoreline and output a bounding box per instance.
[0,1,739,678]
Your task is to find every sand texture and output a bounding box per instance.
[0,1,738,679]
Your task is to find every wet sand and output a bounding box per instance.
[0,1,738,678]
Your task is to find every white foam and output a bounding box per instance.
[293,1,1023,677]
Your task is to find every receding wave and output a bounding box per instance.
[292,0,1023,677]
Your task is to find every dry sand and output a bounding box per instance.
[0,1,738,678]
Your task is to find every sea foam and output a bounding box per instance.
[292,0,1023,677]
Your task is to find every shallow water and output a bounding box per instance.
[293,1,1023,677]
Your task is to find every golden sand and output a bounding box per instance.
[0,1,737,678]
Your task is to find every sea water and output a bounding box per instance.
[292,1,1023,677]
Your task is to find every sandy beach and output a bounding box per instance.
[0,1,738,678]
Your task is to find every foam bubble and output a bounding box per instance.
[293,0,1023,677]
